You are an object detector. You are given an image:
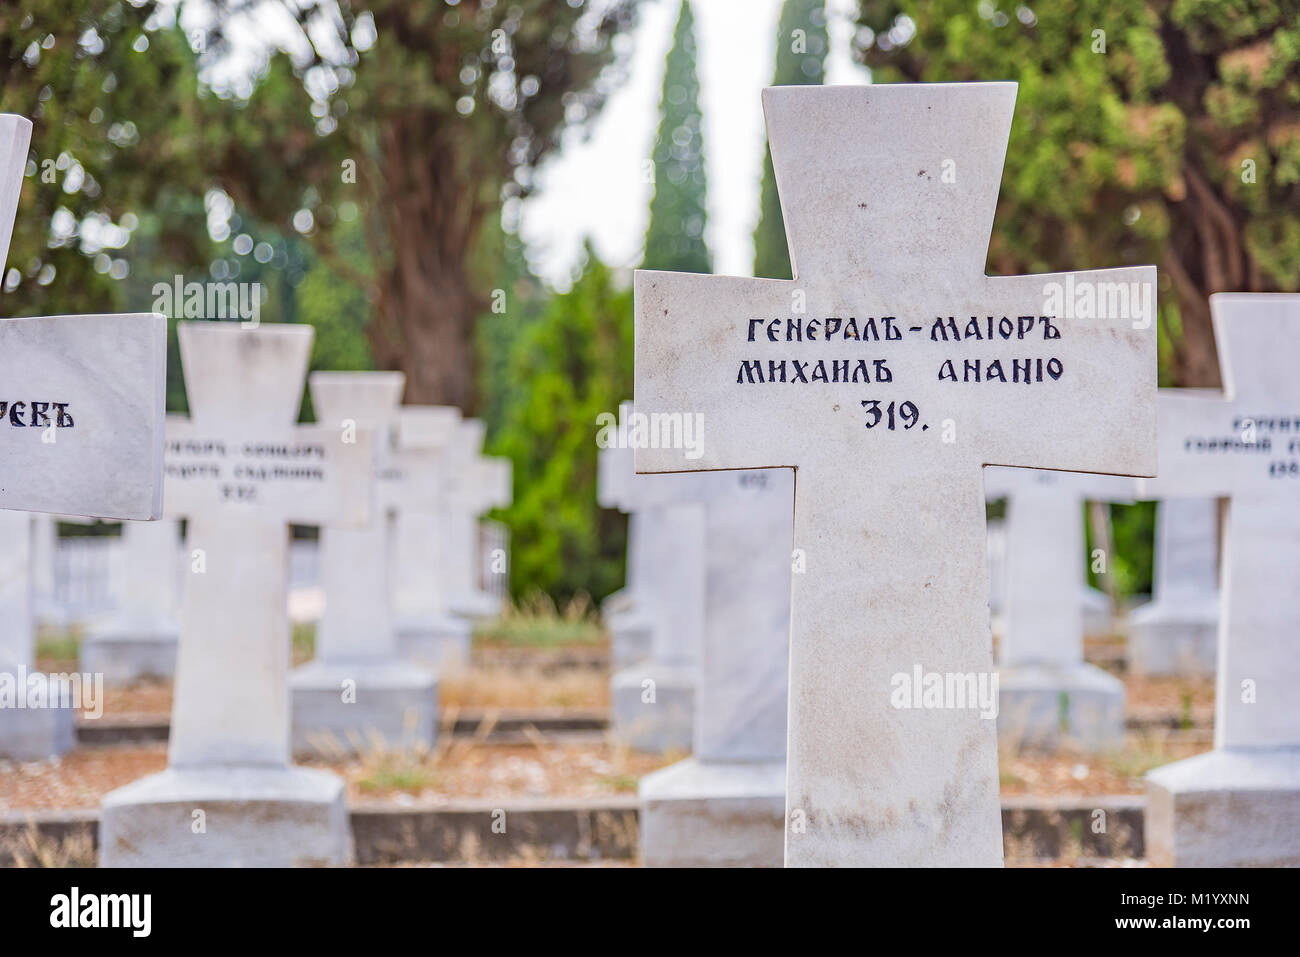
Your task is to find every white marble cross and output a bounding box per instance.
[162,322,373,767]
[634,84,1156,866]
[390,405,463,642]
[442,421,511,619]
[1140,294,1300,750]
[308,371,407,663]
[983,467,1133,665]
[0,114,165,521]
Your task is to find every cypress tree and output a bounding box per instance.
[643,0,712,273]
[753,0,828,279]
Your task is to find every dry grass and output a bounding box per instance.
[474,592,607,649]
[440,664,608,710]
[2,822,97,868]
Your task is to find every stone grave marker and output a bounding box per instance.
[0,113,166,761]
[983,466,1133,751]
[640,467,794,867]
[608,468,707,754]
[100,321,373,867]
[81,518,183,684]
[290,371,439,755]
[1128,496,1220,677]
[1143,293,1300,866]
[442,420,512,623]
[634,83,1156,865]
[390,405,469,668]
[597,405,656,669]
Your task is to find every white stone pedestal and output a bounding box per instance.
[101,765,351,867]
[396,615,472,672]
[290,658,437,756]
[640,758,785,867]
[608,611,653,670]
[0,673,77,760]
[996,662,1126,752]
[1147,749,1300,867]
[611,662,695,754]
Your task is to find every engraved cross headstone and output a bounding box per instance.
[635,84,1156,866]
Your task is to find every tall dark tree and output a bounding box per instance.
[195,0,640,409]
[753,0,827,280]
[642,0,710,273]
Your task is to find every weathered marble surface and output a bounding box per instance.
[635,84,1156,865]
[0,114,165,521]
[1142,295,1300,865]
[640,467,794,867]
[290,372,437,756]
[1128,498,1219,676]
[102,322,366,866]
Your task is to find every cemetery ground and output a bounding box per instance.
[1,603,1214,868]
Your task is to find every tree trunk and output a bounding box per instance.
[366,116,489,411]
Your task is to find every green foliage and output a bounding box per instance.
[643,0,711,273]
[490,244,633,602]
[0,3,212,319]
[753,0,827,279]
[1110,501,1156,597]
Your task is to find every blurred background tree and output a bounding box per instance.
[856,0,1300,390]
[490,242,632,602]
[0,1,212,319]
[193,0,641,410]
[642,0,710,273]
[753,0,826,279]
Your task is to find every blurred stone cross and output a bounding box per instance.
[100,321,374,866]
[634,83,1157,866]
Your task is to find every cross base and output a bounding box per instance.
[289,659,438,758]
[1147,748,1300,867]
[639,757,785,867]
[100,765,352,867]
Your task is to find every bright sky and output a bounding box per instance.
[519,0,869,289]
